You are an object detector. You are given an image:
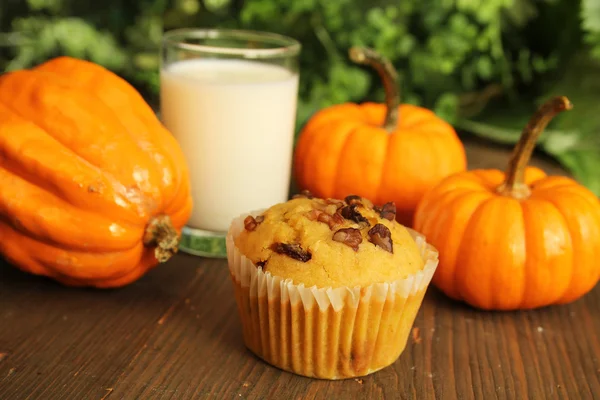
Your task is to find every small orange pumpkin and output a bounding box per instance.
[414,96,600,310]
[294,47,467,226]
[0,56,193,288]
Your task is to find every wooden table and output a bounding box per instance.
[1,138,598,399]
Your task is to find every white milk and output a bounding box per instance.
[160,59,299,232]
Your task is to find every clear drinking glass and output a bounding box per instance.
[160,29,301,258]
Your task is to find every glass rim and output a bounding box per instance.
[162,28,301,59]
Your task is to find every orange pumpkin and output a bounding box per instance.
[0,56,193,288]
[414,96,600,310]
[294,47,467,226]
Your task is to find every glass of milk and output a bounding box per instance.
[160,29,301,257]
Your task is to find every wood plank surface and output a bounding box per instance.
[0,138,598,400]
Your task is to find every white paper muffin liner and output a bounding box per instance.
[226,210,439,380]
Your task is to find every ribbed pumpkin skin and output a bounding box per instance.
[294,102,467,226]
[0,57,192,288]
[414,167,600,310]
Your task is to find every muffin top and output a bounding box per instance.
[233,192,425,288]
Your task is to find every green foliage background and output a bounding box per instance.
[1,0,599,194]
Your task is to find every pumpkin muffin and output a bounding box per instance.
[226,192,438,380]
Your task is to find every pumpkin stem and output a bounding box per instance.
[497,96,572,199]
[349,47,399,132]
[143,215,179,263]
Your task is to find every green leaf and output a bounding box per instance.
[26,0,65,14]
[502,0,538,27]
[434,92,460,124]
[539,54,600,194]
[556,150,600,195]
[458,52,600,195]
[581,0,600,32]
[9,17,127,71]
[455,118,525,144]
[582,0,600,59]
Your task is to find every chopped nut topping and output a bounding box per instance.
[341,204,370,227]
[292,189,314,199]
[368,223,393,253]
[306,209,331,224]
[375,202,396,221]
[330,212,345,228]
[306,209,322,221]
[244,215,264,231]
[332,228,363,251]
[344,195,362,206]
[325,198,345,208]
[317,212,334,226]
[307,209,345,230]
[271,243,312,262]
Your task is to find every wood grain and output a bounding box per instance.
[1,255,598,399]
[0,139,597,400]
